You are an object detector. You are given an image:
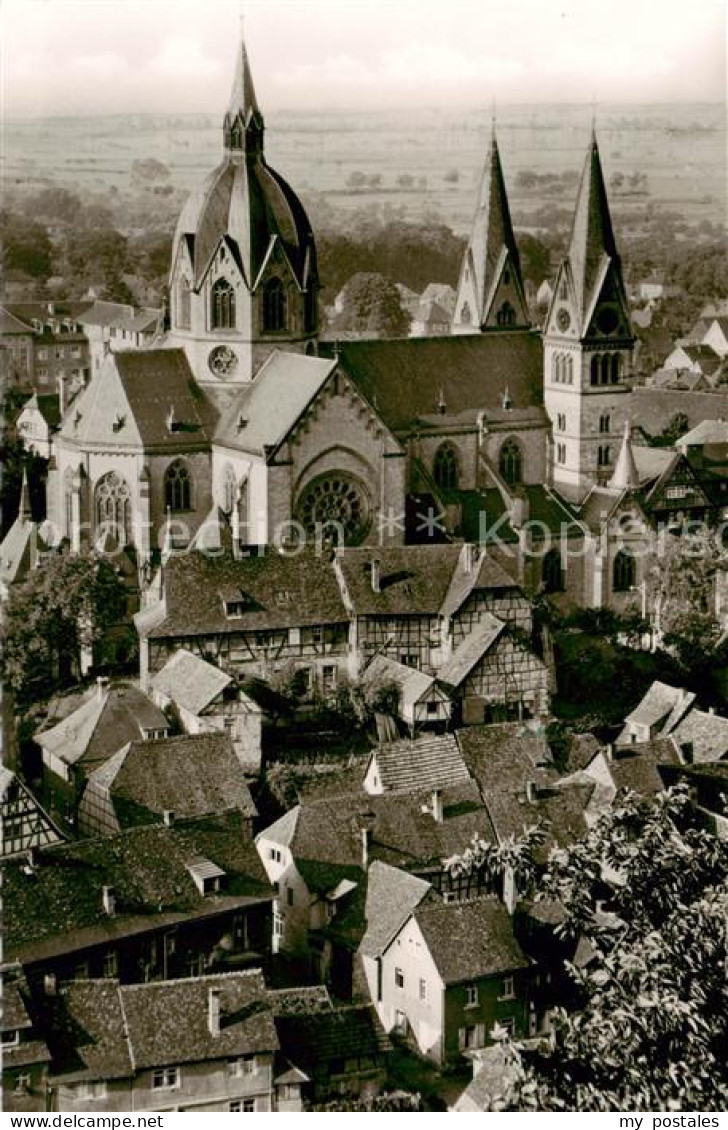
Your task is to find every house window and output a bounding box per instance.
[164,460,192,511]
[500,975,515,1000]
[590,355,600,386]
[496,301,516,327]
[499,1017,516,1036]
[229,1055,256,1077]
[613,549,636,593]
[556,442,566,464]
[73,1081,107,1100]
[14,1074,31,1094]
[597,445,612,468]
[599,413,611,434]
[322,665,337,693]
[394,1010,407,1034]
[426,701,439,716]
[232,1098,256,1112]
[459,1025,479,1049]
[395,968,405,989]
[274,909,283,938]
[73,961,89,980]
[152,1067,180,1090]
[433,443,460,491]
[263,278,287,332]
[278,1084,299,1101]
[465,984,479,1008]
[557,413,566,431]
[419,979,427,1001]
[269,847,282,863]
[103,949,118,978]
[400,653,419,669]
[211,277,236,329]
[286,886,294,906]
[1,1030,19,1047]
[499,437,522,485]
[37,347,48,360]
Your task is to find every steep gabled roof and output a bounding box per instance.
[567,131,619,330]
[151,648,234,715]
[359,861,432,958]
[361,656,441,713]
[457,721,554,794]
[438,614,506,688]
[414,896,529,984]
[275,1005,390,1074]
[213,351,337,455]
[35,682,168,769]
[325,331,543,432]
[669,709,728,763]
[366,733,470,794]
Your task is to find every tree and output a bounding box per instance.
[449,789,728,1111]
[0,209,53,279]
[1,552,127,702]
[334,272,411,337]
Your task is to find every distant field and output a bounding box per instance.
[3,102,725,234]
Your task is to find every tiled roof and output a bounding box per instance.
[367,733,470,793]
[483,780,592,859]
[669,709,728,763]
[361,656,439,712]
[453,1043,522,1111]
[336,543,462,615]
[214,351,337,456]
[146,547,348,638]
[0,305,34,334]
[438,615,505,688]
[84,733,258,826]
[324,332,543,432]
[58,349,216,452]
[42,981,132,1082]
[3,811,272,966]
[414,896,529,984]
[678,419,728,447]
[607,738,682,795]
[275,1005,390,1073]
[457,721,554,794]
[630,387,727,440]
[267,985,333,1016]
[151,648,233,715]
[260,780,495,877]
[440,545,521,618]
[121,971,277,1068]
[359,861,431,957]
[76,301,134,327]
[35,682,169,769]
[0,516,50,588]
[623,681,694,732]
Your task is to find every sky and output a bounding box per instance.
[2,0,726,117]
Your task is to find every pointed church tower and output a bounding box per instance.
[452,129,530,334]
[609,422,639,491]
[544,130,635,500]
[167,32,319,383]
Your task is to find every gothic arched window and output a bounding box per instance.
[263,278,287,332]
[211,278,235,330]
[165,460,192,512]
[177,276,191,330]
[304,286,317,333]
[542,548,564,593]
[598,445,612,468]
[95,471,132,546]
[599,414,611,434]
[222,464,237,514]
[499,437,523,485]
[601,355,611,386]
[590,356,600,386]
[566,356,574,384]
[613,549,636,593]
[433,443,460,491]
[611,354,620,384]
[496,301,515,327]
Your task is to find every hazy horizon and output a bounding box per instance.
[2,0,725,119]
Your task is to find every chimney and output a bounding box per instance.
[525,780,537,804]
[682,741,694,765]
[604,743,614,762]
[44,973,57,997]
[357,811,376,869]
[96,675,109,701]
[25,848,38,870]
[163,809,175,827]
[208,988,222,1037]
[102,885,116,917]
[708,706,716,716]
[370,557,381,594]
[463,543,478,576]
[431,789,444,823]
[502,865,517,915]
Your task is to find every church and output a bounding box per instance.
[42,33,712,612]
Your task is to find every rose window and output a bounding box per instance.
[296,472,370,545]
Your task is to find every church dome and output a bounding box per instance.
[171,38,317,294]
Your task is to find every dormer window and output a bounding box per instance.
[220,586,247,618]
[187,858,225,895]
[141,726,168,741]
[1,1030,20,1048]
[112,412,126,433]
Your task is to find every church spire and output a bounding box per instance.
[19,467,32,521]
[609,422,640,491]
[452,127,529,333]
[223,34,264,157]
[567,130,619,328]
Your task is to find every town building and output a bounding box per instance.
[2,810,274,990]
[0,766,63,860]
[1,975,52,1112]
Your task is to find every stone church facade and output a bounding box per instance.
[43,32,693,616]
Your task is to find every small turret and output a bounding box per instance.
[609,422,640,491]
